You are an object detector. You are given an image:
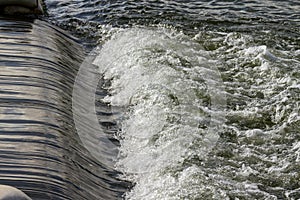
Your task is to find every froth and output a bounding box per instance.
[93,27,226,199]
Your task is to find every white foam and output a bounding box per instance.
[93,27,226,199]
[92,26,299,199]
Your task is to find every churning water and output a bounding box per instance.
[0,0,299,199]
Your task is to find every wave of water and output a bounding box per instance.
[1,0,299,199]
[92,26,299,199]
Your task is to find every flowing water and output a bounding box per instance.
[0,0,300,199]
[0,18,128,199]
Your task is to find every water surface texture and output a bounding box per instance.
[46,0,299,199]
[0,0,299,199]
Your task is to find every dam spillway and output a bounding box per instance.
[0,0,299,199]
[0,18,128,199]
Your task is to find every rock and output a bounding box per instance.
[3,6,32,15]
[0,0,44,15]
[0,185,31,200]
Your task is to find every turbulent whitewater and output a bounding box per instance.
[92,27,299,199]
[92,27,226,199]
[1,0,297,199]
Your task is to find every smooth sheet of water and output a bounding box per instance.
[0,18,129,199]
[0,0,299,199]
